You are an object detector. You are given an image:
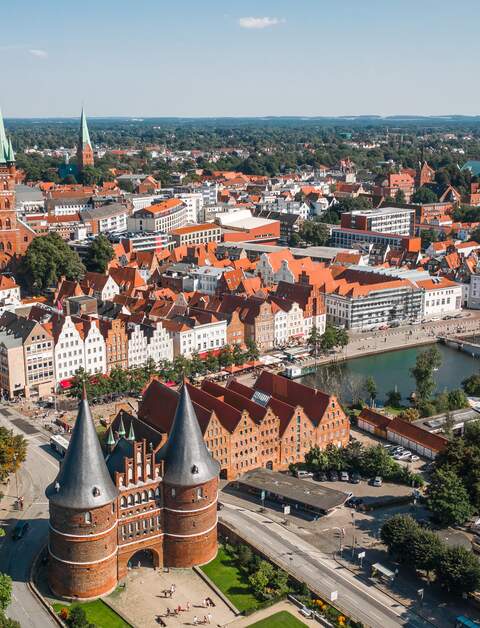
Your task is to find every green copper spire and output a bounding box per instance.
[0,109,8,164]
[79,107,92,148]
[6,138,14,164]
[127,421,135,441]
[117,416,126,437]
[106,428,115,447]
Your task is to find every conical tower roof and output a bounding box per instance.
[0,109,9,164]
[79,107,92,148]
[46,388,119,509]
[158,382,219,487]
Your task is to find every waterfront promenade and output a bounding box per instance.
[237,312,480,388]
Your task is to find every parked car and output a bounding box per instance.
[340,471,349,481]
[346,496,364,509]
[12,521,29,541]
[408,454,420,462]
[314,472,328,482]
[350,472,361,484]
[372,476,383,487]
[328,471,339,482]
[295,470,313,479]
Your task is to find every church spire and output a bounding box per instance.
[46,391,118,509]
[79,107,92,148]
[0,109,10,164]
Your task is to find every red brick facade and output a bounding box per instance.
[136,372,350,481]
[48,438,218,599]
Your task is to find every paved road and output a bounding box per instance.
[219,503,434,628]
[0,407,58,627]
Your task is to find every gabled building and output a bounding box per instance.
[46,385,219,599]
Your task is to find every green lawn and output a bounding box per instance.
[201,546,259,613]
[247,610,307,628]
[53,599,131,627]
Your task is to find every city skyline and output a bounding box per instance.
[1,0,479,118]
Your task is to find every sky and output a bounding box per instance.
[1,0,478,118]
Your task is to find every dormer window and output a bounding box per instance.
[92,487,100,497]
[191,465,199,475]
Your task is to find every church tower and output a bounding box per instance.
[77,107,94,172]
[160,382,220,567]
[46,387,119,599]
[0,109,19,257]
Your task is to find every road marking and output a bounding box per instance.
[232,508,408,620]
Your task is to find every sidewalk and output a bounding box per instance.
[335,547,478,627]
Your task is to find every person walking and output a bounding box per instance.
[193,616,198,626]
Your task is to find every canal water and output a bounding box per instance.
[299,344,480,405]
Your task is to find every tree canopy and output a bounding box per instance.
[84,234,114,274]
[23,233,85,292]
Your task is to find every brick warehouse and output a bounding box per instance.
[112,370,350,480]
[46,383,219,599]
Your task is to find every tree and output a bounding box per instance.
[362,444,396,478]
[84,234,114,273]
[462,373,480,396]
[365,376,377,405]
[335,328,349,350]
[412,187,438,204]
[410,529,443,575]
[427,467,472,526]
[320,324,337,353]
[79,166,100,185]
[67,604,91,628]
[386,389,402,407]
[245,338,259,361]
[299,221,330,246]
[248,560,275,599]
[394,190,406,203]
[205,352,219,373]
[237,545,253,570]
[0,429,27,482]
[0,574,12,612]
[380,514,420,559]
[410,346,442,404]
[398,408,420,423]
[23,233,85,291]
[232,344,245,367]
[307,325,322,359]
[218,346,234,368]
[447,388,469,411]
[437,546,480,595]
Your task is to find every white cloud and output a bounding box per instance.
[238,17,285,30]
[28,49,48,58]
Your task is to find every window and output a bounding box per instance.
[171,488,176,498]
[196,487,203,500]
[85,512,92,524]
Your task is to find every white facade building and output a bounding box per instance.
[175,192,204,223]
[83,321,107,375]
[166,316,228,358]
[272,301,305,347]
[54,316,85,382]
[303,311,327,338]
[417,277,462,318]
[145,322,174,364]
[190,266,232,295]
[127,322,174,367]
[468,274,480,309]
